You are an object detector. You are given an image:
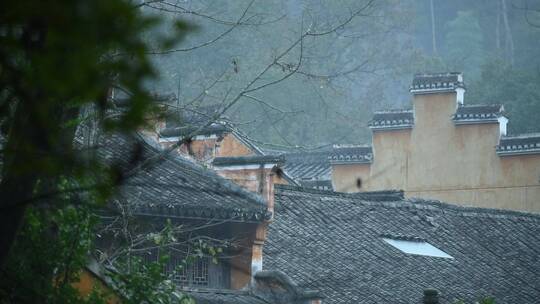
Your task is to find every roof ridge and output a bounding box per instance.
[178,287,249,295]
[212,154,285,166]
[407,197,540,219]
[275,184,404,201]
[332,144,372,149]
[414,72,461,77]
[502,132,540,139]
[373,109,413,114]
[459,103,502,108]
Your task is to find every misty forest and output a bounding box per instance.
[147,0,540,149]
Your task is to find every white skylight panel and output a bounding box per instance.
[382,238,453,259]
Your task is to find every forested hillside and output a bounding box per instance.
[146,0,540,148]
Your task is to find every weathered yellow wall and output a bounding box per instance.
[229,226,254,290]
[216,169,262,193]
[272,172,289,185]
[332,164,371,193]
[215,167,279,213]
[370,129,411,190]
[332,91,540,212]
[73,269,119,303]
[216,133,254,157]
[159,133,255,162]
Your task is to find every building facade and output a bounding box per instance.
[331,73,540,212]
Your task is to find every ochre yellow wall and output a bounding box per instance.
[228,222,264,290]
[215,167,279,213]
[216,169,262,193]
[332,92,540,212]
[370,129,411,190]
[159,132,255,163]
[73,269,120,303]
[272,172,289,185]
[332,164,371,193]
[216,133,254,157]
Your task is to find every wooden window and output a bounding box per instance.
[165,255,209,286]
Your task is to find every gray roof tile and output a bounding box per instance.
[410,72,465,93]
[186,289,269,304]
[368,110,414,130]
[83,133,270,222]
[496,133,540,156]
[281,145,374,182]
[282,151,333,181]
[329,145,373,164]
[453,104,504,124]
[159,124,229,138]
[297,180,333,191]
[265,185,540,304]
[213,155,284,166]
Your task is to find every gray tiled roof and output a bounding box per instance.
[265,185,540,304]
[297,179,333,191]
[158,104,264,155]
[159,124,229,138]
[496,133,540,156]
[452,104,504,124]
[85,132,270,222]
[368,109,414,131]
[185,270,322,304]
[282,151,333,181]
[186,289,269,304]
[410,72,465,94]
[329,145,373,164]
[212,155,285,166]
[279,146,373,187]
[159,104,230,138]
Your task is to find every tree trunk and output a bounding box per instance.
[0,98,80,267]
[0,106,39,266]
[496,0,501,50]
[430,0,437,55]
[0,183,35,267]
[501,0,514,65]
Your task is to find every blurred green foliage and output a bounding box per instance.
[0,0,193,302]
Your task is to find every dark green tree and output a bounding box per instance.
[0,2,195,303]
[0,0,189,266]
[468,59,540,134]
[443,10,485,79]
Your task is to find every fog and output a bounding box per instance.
[147,0,540,149]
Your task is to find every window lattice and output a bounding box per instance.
[138,249,211,287]
[166,256,189,285]
[192,257,209,286]
[164,255,209,287]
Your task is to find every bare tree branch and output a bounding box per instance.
[143,1,285,26]
[146,0,256,55]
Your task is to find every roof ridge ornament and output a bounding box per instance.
[496,133,540,156]
[410,72,465,95]
[368,110,414,131]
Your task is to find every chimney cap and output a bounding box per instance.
[424,288,439,296]
[423,288,439,304]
